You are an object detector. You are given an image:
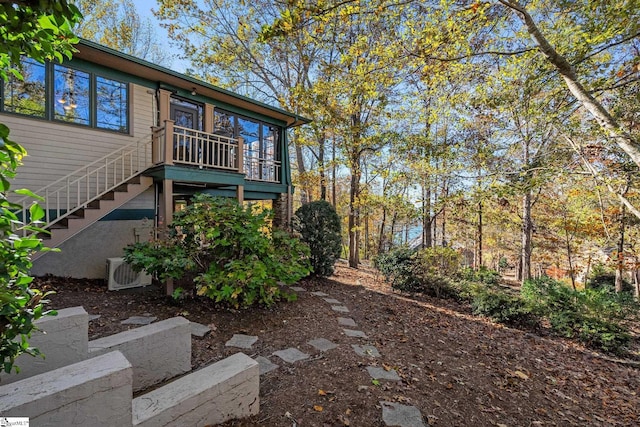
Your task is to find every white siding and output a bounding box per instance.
[2,84,154,195]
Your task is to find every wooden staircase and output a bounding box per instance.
[33,175,153,261]
[14,135,155,261]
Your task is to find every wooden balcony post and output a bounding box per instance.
[164,120,174,166]
[204,104,214,133]
[158,89,172,125]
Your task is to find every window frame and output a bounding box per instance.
[1,59,130,135]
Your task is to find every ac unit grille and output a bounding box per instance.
[107,257,152,290]
[113,262,140,286]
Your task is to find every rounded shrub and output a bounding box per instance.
[293,200,342,277]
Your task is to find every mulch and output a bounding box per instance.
[36,261,640,426]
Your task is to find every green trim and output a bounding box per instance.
[100,209,155,221]
[66,57,155,89]
[244,181,288,194]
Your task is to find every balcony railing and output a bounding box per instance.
[152,120,281,183]
[244,156,281,183]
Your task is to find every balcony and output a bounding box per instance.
[152,120,281,183]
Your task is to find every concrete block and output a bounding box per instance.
[1,306,88,384]
[132,352,259,427]
[89,316,191,392]
[0,351,132,427]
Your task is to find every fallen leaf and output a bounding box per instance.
[313,405,323,412]
[514,370,529,380]
[318,389,327,396]
[345,409,352,416]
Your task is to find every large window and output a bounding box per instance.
[54,64,90,125]
[2,58,46,118]
[215,109,281,181]
[1,59,129,133]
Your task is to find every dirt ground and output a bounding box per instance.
[37,261,640,426]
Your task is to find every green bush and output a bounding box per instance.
[375,246,466,300]
[374,246,416,290]
[470,285,538,327]
[125,194,311,308]
[293,200,341,277]
[1,124,56,373]
[521,277,635,353]
[586,263,634,293]
[459,266,501,285]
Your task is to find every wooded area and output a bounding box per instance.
[54,0,640,289]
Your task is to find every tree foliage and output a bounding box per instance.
[0,0,80,374]
[294,200,342,277]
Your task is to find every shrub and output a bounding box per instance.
[374,246,415,288]
[293,200,342,277]
[1,124,56,373]
[125,194,311,308]
[586,263,634,293]
[521,277,634,353]
[459,266,501,285]
[470,285,538,327]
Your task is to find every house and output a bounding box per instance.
[1,39,308,279]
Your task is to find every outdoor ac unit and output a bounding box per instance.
[107,257,152,290]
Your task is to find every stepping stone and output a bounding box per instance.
[273,348,310,363]
[308,338,338,352]
[311,291,330,297]
[332,305,350,313]
[254,356,279,375]
[366,366,400,381]
[323,298,342,304]
[88,314,101,322]
[225,334,258,349]
[338,317,357,327]
[352,344,381,358]
[343,329,368,338]
[290,286,306,292]
[121,316,156,325]
[189,321,211,338]
[380,401,425,427]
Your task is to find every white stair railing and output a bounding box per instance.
[16,134,154,235]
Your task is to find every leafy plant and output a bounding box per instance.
[0,124,57,374]
[293,200,341,277]
[125,194,311,308]
[470,285,538,328]
[459,266,501,285]
[521,277,635,353]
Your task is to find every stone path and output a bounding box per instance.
[224,285,425,426]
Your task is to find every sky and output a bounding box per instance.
[133,0,189,73]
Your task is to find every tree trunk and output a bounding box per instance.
[319,134,326,201]
[293,129,308,204]
[615,203,626,293]
[331,137,336,207]
[500,0,640,169]
[477,201,483,269]
[522,190,533,283]
[348,153,361,268]
[378,207,387,253]
[564,223,576,290]
[423,184,432,248]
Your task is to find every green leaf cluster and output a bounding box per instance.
[0,123,55,374]
[293,200,342,277]
[0,1,81,81]
[124,194,311,308]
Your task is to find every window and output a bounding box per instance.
[1,58,129,133]
[96,76,128,131]
[215,109,281,181]
[54,65,90,125]
[2,58,46,118]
